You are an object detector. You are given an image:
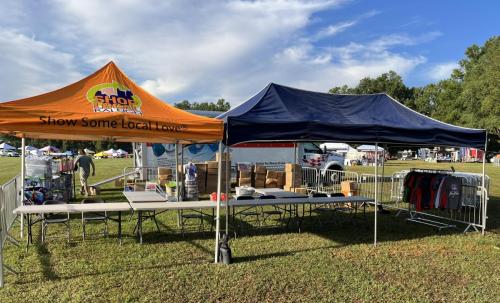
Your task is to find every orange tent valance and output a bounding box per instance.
[0,62,223,143]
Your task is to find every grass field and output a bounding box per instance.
[0,158,499,302]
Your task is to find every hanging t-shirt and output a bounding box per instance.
[441,176,462,210]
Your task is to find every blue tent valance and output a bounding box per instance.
[217,83,486,148]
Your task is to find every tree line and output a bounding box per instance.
[329,36,499,151]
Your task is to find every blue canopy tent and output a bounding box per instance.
[217,83,488,244]
[218,83,486,148]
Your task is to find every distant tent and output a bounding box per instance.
[0,143,16,150]
[104,149,117,155]
[357,145,385,152]
[18,145,38,151]
[84,148,95,155]
[40,145,60,153]
[94,151,109,158]
[115,149,129,156]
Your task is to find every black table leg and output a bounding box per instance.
[138,211,143,244]
[118,211,122,245]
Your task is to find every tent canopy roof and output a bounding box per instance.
[0,62,223,144]
[218,83,486,148]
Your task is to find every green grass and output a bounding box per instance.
[0,158,499,302]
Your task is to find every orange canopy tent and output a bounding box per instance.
[0,62,223,143]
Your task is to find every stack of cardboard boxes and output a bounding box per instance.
[195,163,207,194]
[239,168,253,187]
[265,170,286,188]
[284,163,303,192]
[205,153,231,193]
[254,165,267,188]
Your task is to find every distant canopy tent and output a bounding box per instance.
[40,145,60,153]
[217,83,486,148]
[18,145,38,151]
[0,61,223,144]
[0,143,16,150]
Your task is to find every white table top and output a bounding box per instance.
[229,196,373,207]
[123,191,167,203]
[254,188,309,198]
[130,200,219,211]
[13,203,132,215]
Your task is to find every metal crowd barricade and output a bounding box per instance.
[301,167,319,192]
[317,169,359,194]
[1,175,21,287]
[382,170,490,232]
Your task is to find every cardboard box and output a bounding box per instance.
[254,165,267,173]
[276,171,285,188]
[158,167,173,176]
[255,173,266,181]
[239,177,252,186]
[239,170,252,179]
[266,170,279,179]
[206,161,219,169]
[265,181,278,188]
[285,173,302,187]
[294,187,308,195]
[285,163,301,172]
[215,152,231,162]
[254,179,266,188]
[341,181,358,191]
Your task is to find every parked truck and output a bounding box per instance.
[139,142,344,171]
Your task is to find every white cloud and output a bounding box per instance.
[427,62,458,81]
[0,28,82,101]
[0,0,440,106]
[313,10,379,40]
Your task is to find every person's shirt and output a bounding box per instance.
[75,155,94,174]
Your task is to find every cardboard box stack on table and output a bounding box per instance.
[265,170,285,188]
[341,180,359,197]
[239,168,253,187]
[206,158,231,193]
[195,163,207,194]
[254,164,267,188]
[284,163,303,192]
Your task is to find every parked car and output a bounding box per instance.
[7,151,20,157]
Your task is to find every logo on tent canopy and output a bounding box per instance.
[86,81,143,115]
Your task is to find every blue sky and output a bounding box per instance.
[0,0,498,106]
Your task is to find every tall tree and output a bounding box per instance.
[329,71,416,108]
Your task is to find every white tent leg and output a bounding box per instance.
[20,137,26,239]
[374,143,378,246]
[214,141,223,263]
[225,146,229,236]
[481,134,488,235]
[175,142,180,227]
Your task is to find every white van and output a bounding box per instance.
[139,142,344,171]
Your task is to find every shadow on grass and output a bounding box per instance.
[34,229,60,281]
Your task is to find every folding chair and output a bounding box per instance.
[235,196,261,231]
[310,193,336,227]
[41,200,70,243]
[81,197,108,240]
[259,195,284,227]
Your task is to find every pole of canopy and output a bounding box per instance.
[374,143,379,246]
[481,134,488,235]
[380,146,386,204]
[20,137,26,239]
[214,141,223,263]
[175,142,180,227]
[180,143,184,202]
[225,145,230,236]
